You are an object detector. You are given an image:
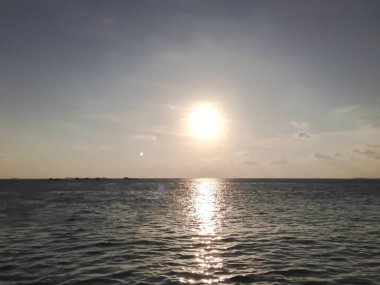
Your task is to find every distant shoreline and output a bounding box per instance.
[1,177,379,181]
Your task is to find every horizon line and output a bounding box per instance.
[1,177,379,180]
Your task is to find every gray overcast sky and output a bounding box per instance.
[1,0,380,178]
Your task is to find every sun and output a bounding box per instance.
[188,104,223,140]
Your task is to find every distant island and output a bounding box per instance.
[46,177,135,181]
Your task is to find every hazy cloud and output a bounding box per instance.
[369,123,380,128]
[333,105,360,114]
[159,104,177,110]
[271,158,288,165]
[132,134,158,141]
[236,151,256,165]
[84,112,128,123]
[244,160,258,165]
[203,157,222,163]
[237,151,248,157]
[295,132,311,139]
[291,121,308,129]
[73,143,115,152]
[353,148,380,160]
[367,144,380,148]
[314,152,333,160]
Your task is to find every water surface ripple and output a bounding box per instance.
[0,179,379,284]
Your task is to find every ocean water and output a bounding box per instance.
[0,179,379,285]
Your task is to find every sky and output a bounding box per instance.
[1,0,380,178]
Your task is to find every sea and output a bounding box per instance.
[0,178,379,285]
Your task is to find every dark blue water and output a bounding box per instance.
[0,179,379,284]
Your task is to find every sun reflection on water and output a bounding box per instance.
[182,179,225,284]
[194,179,219,235]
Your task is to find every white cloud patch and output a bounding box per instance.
[314,152,333,161]
[291,120,308,129]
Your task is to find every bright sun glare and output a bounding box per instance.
[189,105,223,140]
